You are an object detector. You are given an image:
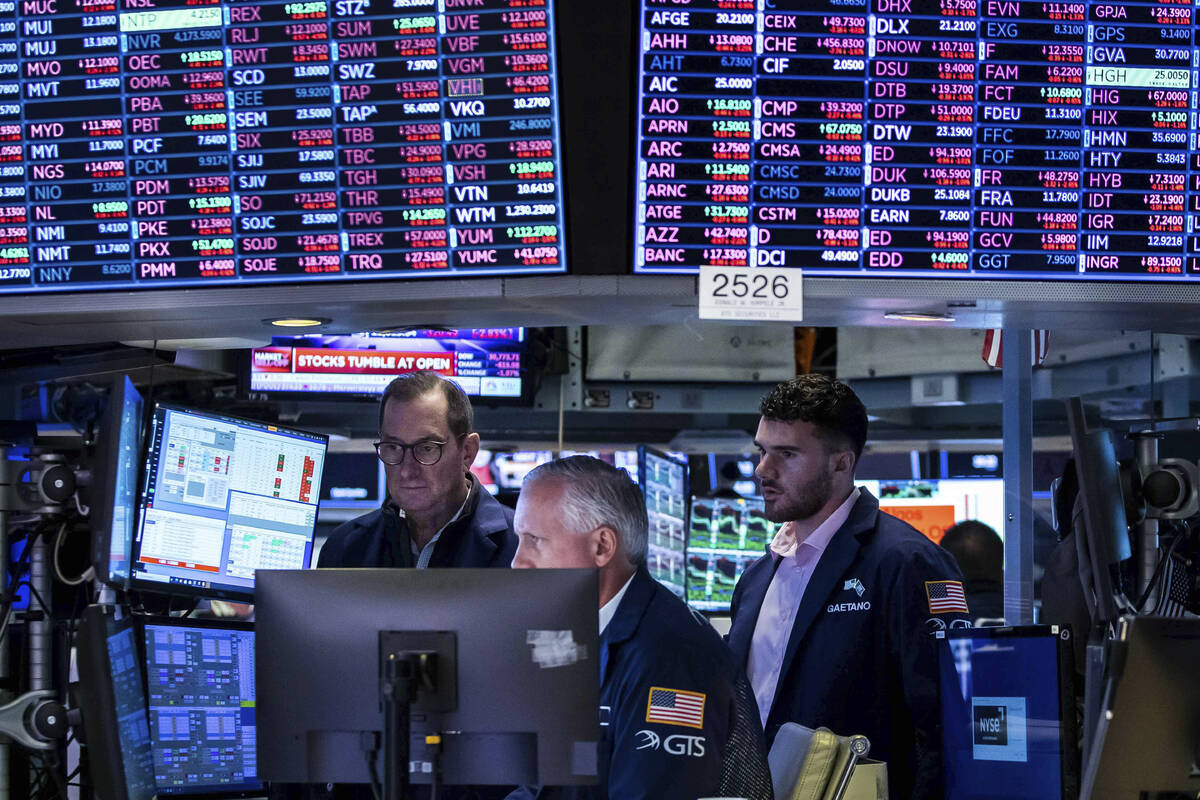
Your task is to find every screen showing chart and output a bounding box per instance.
[687,495,777,612]
[130,404,327,600]
[640,447,688,597]
[0,0,567,293]
[250,327,528,398]
[141,619,260,796]
[635,0,1200,280]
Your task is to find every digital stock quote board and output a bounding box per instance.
[634,0,1200,280]
[0,0,566,292]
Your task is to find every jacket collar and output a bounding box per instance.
[728,489,881,676]
[599,567,655,682]
[765,489,880,719]
[379,474,509,567]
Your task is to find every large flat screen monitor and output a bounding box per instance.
[939,624,1079,800]
[862,478,1007,545]
[1081,615,1200,799]
[256,568,600,788]
[0,0,568,294]
[633,2,1200,282]
[249,328,530,400]
[687,495,777,613]
[139,616,261,797]
[76,605,157,800]
[639,446,688,597]
[130,404,327,601]
[89,375,146,589]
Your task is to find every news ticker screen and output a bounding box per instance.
[634,0,1200,280]
[0,0,567,293]
[249,327,528,397]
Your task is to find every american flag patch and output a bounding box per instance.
[644,686,706,729]
[926,580,970,615]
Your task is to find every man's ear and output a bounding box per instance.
[593,525,618,568]
[461,432,480,470]
[832,449,855,476]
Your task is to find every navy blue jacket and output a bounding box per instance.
[512,568,771,800]
[317,476,517,569]
[728,489,969,800]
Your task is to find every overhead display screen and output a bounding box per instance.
[249,327,528,397]
[0,0,566,293]
[634,0,1200,280]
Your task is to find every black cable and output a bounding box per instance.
[365,745,383,800]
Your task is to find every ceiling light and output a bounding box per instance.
[883,311,956,323]
[264,317,331,329]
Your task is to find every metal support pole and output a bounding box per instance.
[1132,434,1160,611]
[28,528,50,693]
[1002,329,1035,625]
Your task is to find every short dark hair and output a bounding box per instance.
[759,374,868,461]
[378,371,474,438]
[940,520,1004,583]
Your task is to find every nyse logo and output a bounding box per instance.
[634,730,707,757]
[974,705,1008,746]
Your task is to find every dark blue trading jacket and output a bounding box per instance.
[317,475,517,569]
[511,566,771,800]
[727,488,970,800]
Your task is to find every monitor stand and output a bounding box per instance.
[379,632,457,800]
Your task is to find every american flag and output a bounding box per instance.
[982,329,1050,369]
[926,580,970,615]
[644,686,706,729]
[1149,552,1196,618]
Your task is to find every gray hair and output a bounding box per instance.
[523,455,648,566]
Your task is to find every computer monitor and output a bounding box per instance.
[639,446,688,597]
[256,568,600,788]
[129,405,328,601]
[76,605,156,800]
[1065,398,1133,628]
[1081,616,1200,799]
[139,616,260,797]
[687,495,777,613]
[938,625,1079,800]
[89,375,146,589]
[318,451,384,511]
[869,478,1007,545]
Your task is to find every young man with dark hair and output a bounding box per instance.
[317,370,516,569]
[727,374,970,800]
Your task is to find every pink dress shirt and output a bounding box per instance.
[746,487,861,727]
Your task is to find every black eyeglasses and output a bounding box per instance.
[373,436,463,466]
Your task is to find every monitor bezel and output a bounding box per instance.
[76,605,157,800]
[129,403,329,602]
[135,614,260,799]
[940,624,1079,800]
[89,375,147,590]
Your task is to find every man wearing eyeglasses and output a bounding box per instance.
[317,370,517,569]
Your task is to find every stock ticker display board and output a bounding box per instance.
[634,0,1200,279]
[0,0,567,292]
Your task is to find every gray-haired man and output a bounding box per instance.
[507,456,771,800]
